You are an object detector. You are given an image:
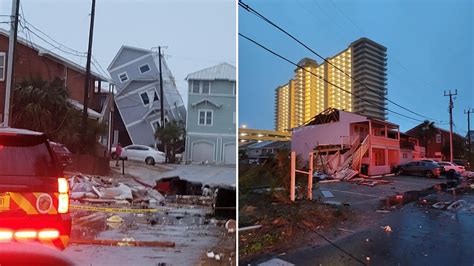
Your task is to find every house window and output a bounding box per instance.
[191,81,211,94]
[94,80,100,93]
[192,81,200,93]
[436,134,441,143]
[202,81,210,94]
[140,89,159,106]
[140,92,150,105]
[0,52,5,81]
[198,110,213,126]
[118,72,129,83]
[139,64,151,74]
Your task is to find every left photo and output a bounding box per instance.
[0,0,236,265]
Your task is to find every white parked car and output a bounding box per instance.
[438,161,465,173]
[111,145,165,165]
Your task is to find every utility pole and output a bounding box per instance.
[81,0,96,151]
[158,46,165,128]
[465,108,473,156]
[444,89,457,162]
[3,0,20,126]
[157,46,166,162]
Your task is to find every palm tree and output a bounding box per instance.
[11,77,106,154]
[154,120,186,163]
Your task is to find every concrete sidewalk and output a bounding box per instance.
[316,175,445,210]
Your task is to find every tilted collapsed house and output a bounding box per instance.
[292,108,424,178]
[108,46,186,147]
[184,63,236,164]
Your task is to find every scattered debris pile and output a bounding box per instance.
[69,174,165,207]
[314,170,392,187]
[68,172,237,254]
[461,171,474,178]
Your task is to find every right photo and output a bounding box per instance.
[238,0,473,265]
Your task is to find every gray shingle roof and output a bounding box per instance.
[185,62,235,81]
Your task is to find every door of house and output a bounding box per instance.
[192,141,214,163]
[223,143,236,164]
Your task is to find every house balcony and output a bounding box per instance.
[371,135,399,148]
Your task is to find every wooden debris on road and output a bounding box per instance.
[69,239,175,248]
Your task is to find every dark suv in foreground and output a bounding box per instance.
[0,128,71,250]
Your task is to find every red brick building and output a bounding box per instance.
[406,123,466,160]
[0,28,110,122]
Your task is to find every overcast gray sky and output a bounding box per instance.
[0,0,236,106]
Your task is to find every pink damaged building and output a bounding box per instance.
[291,109,424,177]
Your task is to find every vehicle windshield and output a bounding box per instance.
[0,137,57,177]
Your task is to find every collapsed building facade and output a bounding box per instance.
[292,108,425,179]
[108,45,186,147]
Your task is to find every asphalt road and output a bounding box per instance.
[261,192,474,266]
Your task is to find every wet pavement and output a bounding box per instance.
[259,191,474,266]
[62,162,236,265]
[316,175,444,211]
[64,204,224,265]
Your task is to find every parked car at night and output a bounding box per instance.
[395,160,442,178]
[437,161,465,174]
[453,159,470,170]
[49,141,72,167]
[111,144,165,165]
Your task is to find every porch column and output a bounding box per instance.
[385,125,388,138]
[368,121,372,176]
[385,148,389,167]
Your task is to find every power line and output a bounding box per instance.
[239,33,424,124]
[19,12,111,81]
[301,222,367,265]
[239,0,437,122]
[21,16,87,56]
[21,25,84,57]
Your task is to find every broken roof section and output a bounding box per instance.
[67,99,102,119]
[303,108,341,126]
[107,45,152,71]
[185,62,235,81]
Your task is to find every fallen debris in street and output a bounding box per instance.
[382,225,392,232]
[69,239,176,248]
[461,171,474,178]
[349,178,391,187]
[68,171,236,265]
[239,225,262,232]
[225,219,236,233]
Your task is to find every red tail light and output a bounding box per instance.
[57,178,69,213]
